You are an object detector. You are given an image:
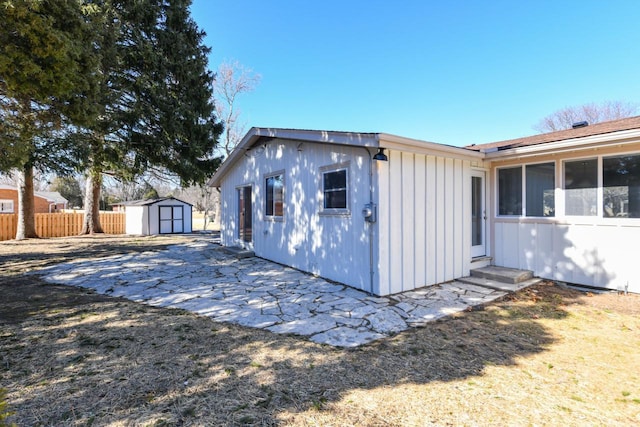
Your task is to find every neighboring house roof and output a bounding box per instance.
[466,115,640,152]
[0,185,68,204]
[34,191,68,204]
[113,197,192,207]
[209,127,483,187]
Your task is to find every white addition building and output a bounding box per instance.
[210,117,640,296]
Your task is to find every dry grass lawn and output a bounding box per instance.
[1,236,639,426]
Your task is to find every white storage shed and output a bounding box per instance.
[121,197,193,236]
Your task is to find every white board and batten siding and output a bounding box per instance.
[494,219,640,293]
[218,139,374,292]
[376,149,474,296]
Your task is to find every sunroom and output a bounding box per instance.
[480,126,640,294]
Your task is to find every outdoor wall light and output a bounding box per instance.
[373,148,388,161]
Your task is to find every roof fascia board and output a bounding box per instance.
[254,128,380,147]
[209,128,262,187]
[484,129,640,161]
[380,133,485,160]
[209,128,380,187]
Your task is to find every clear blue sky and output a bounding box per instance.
[190,0,640,147]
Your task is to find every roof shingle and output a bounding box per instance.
[466,115,640,152]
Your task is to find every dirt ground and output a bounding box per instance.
[1,236,639,426]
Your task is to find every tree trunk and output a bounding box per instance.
[15,164,38,240]
[80,169,104,234]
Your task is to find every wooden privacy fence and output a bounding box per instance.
[0,212,125,241]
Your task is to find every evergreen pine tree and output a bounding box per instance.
[0,0,100,239]
[79,0,222,234]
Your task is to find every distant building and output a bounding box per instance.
[0,185,68,213]
[113,197,193,235]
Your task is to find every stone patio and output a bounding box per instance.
[36,236,511,347]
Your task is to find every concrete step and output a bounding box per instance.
[457,275,543,293]
[221,246,255,259]
[470,266,533,284]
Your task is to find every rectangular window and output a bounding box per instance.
[603,154,640,218]
[265,173,284,217]
[0,200,14,213]
[564,159,597,216]
[323,168,348,210]
[498,167,522,215]
[526,163,555,217]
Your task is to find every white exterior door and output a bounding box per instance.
[471,171,486,257]
[159,205,184,234]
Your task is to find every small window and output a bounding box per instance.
[322,167,348,210]
[0,200,14,213]
[603,154,640,218]
[265,173,284,217]
[564,159,597,216]
[498,167,522,216]
[526,163,555,217]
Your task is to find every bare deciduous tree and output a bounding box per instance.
[214,60,261,157]
[534,101,639,133]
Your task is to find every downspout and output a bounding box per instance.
[362,146,375,295]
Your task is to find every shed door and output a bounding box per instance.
[159,205,184,234]
[471,171,486,257]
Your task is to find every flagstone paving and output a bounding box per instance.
[35,236,509,347]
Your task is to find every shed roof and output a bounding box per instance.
[114,197,192,207]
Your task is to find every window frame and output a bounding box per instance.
[495,152,640,222]
[562,157,599,218]
[0,199,14,213]
[319,162,350,215]
[602,153,640,219]
[497,165,523,217]
[497,162,556,218]
[525,161,556,218]
[264,170,285,221]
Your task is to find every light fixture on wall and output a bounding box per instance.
[373,148,388,161]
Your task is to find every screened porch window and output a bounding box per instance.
[265,173,284,218]
[498,167,522,215]
[564,159,597,216]
[603,154,640,218]
[526,163,555,217]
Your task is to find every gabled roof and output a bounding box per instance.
[209,127,482,187]
[0,185,68,204]
[113,197,192,207]
[208,116,640,186]
[35,191,68,204]
[466,115,640,152]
